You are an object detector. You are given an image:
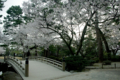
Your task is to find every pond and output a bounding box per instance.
[0,62,21,80]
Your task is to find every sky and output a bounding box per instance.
[0,0,28,30]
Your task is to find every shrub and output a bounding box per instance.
[94,57,99,63]
[103,52,111,60]
[48,56,62,61]
[83,59,97,66]
[89,60,96,65]
[103,60,111,65]
[111,56,120,62]
[17,54,23,57]
[64,56,86,71]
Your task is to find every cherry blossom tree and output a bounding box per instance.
[22,0,94,56]
[10,21,60,57]
[21,0,120,61]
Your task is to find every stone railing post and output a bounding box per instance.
[25,57,29,77]
[102,63,103,69]
[114,63,116,69]
[4,55,6,62]
[42,57,44,62]
[62,62,66,71]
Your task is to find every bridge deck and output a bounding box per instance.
[10,60,71,80]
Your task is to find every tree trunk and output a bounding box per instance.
[76,11,95,56]
[56,46,60,57]
[35,44,37,56]
[35,49,37,56]
[60,34,75,55]
[98,28,111,53]
[44,49,47,57]
[95,11,103,62]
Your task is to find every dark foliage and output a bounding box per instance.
[103,60,111,65]
[111,56,120,62]
[64,56,86,71]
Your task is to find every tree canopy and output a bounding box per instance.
[1,0,120,62]
[3,5,23,28]
[21,0,120,61]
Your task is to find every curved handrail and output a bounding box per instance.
[6,55,66,71]
[5,56,25,74]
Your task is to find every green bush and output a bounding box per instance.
[84,59,97,66]
[103,55,108,60]
[103,60,111,65]
[17,54,23,57]
[103,52,111,60]
[94,57,99,63]
[48,56,62,61]
[89,60,96,65]
[111,56,120,61]
[64,56,86,71]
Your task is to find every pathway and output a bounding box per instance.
[52,69,120,80]
[86,62,120,69]
[3,57,120,80]
[19,60,71,80]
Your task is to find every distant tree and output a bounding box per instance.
[3,6,23,28]
[3,6,24,43]
[0,0,5,10]
[0,0,6,24]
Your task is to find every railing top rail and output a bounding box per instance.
[5,56,25,71]
[38,56,62,64]
[36,56,65,71]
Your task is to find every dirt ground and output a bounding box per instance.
[52,69,120,80]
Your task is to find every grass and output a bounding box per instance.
[15,57,23,60]
[0,57,4,59]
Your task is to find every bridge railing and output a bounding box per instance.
[8,55,66,71]
[5,56,26,75]
[36,56,66,71]
[28,56,66,71]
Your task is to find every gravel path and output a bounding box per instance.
[52,69,120,80]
